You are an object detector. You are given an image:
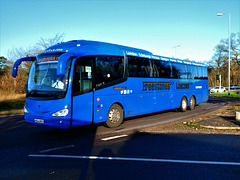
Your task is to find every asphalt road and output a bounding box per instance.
[1,97,240,179]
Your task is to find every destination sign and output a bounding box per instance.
[37,53,64,62]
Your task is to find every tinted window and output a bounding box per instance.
[95,56,124,87]
[197,66,203,79]
[202,67,208,79]
[171,62,187,79]
[128,56,152,78]
[188,65,198,79]
[152,60,171,78]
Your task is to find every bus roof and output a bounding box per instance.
[40,40,152,56]
[38,40,206,67]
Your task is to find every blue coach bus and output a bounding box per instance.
[12,40,208,128]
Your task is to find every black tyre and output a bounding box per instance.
[179,96,187,112]
[105,104,124,128]
[188,96,196,110]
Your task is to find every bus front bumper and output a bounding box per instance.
[24,113,71,129]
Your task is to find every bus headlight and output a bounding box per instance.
[52,108,69,117]
[24,107,29,114]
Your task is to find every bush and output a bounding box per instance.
[0,100,25,111]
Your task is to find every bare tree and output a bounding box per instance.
[208,32,240,87]
[1,33,66,94]
[35,33,65,50]
[230,33,240,67]
[211,44,226,73]
[8,33,66,61]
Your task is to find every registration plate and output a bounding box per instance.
[34,119,44,123]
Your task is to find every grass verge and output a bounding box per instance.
[210,91,240,98]
[0,100,25,111]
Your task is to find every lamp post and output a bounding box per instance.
[172,45,180,58]
[217,13,231,95]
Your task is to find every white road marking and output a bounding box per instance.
[28,154,240,166]
[101,134,128,141]
[39,145,75,153]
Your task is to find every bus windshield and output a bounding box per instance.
[27,61,70,99]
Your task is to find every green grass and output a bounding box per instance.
[210,91,240,98]
[0,100,25,111]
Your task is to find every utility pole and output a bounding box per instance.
[172,45,180,58]
[217,13,231,95]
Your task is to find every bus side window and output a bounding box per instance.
[95,56,124,87]
[171,62,187,79]
[128,64,137,77]
[202,67,208,79]
[186,65,191,79]
[128,56,152,78]
[153,60,171,78]
[197,66,203,79]
[171,63,180,79]
[152,60,160,77]
[191,65,198,79]
[187,65,194,79]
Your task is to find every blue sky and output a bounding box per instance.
[0,0,239,62]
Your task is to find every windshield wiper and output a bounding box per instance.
[27,90,38,97]
[28,91,64,99]
[47,92,63,98]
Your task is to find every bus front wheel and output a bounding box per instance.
[179,96,187,112]
[105,104,124,128]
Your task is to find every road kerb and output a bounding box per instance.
[201,125,240,130]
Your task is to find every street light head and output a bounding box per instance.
[217,13,223,16]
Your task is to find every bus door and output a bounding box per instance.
[72,57,94,127]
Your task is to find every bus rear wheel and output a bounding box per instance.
[179,96,187,112]
[189,96,196,110]
[105,104,123,128]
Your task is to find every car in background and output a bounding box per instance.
[210,86,226,93]
[230,85,240,89]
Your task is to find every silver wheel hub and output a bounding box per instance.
[109,109,120,124]
[182,100,187,109]
[190,98,194,106]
